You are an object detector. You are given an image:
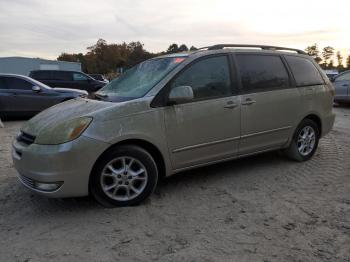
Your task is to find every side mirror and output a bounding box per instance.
[32,86,41,92]
[168,86,194,105]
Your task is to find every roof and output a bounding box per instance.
[156,44,309,60]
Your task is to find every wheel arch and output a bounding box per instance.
[303,114,322,135]
[89,138,167,189]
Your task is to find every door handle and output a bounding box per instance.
[241,98,256,105]
[342,84,349,87]
[224,101,238,109]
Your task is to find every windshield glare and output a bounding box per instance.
[96,57,186,99]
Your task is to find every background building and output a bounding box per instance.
[0,57,81,76]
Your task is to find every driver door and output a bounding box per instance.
[163,55,241,170]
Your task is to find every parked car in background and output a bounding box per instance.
[29,70,106,93]
[13,44,335,207]
[324,69,339,81]
[89,74,109,83]
[332,70,350,104]
[0,74,87,118]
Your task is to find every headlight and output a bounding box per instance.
[35,117,92,145]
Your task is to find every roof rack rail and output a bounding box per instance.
[198,44,307,55]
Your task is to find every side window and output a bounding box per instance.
[236,54,290,93]
[4,77,33,90]
[335,72,350,82]
[170,56,232,101]
[285,56,324,86]
[73,73,89,81]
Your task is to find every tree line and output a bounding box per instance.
[57,39,197,75]
[305,43,350,71]
[57,39,350,75]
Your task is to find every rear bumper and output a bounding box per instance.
[12,135,109,198]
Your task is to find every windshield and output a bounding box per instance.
[96,56,186,99]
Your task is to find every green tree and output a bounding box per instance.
[189,46,198,51]
[305,43,322,64]
[346,55,350,69]
[178,44,188,52]
[322,46,335,68]
[166,43,179,53]
[336,51,344,70]
[126,41,155,68]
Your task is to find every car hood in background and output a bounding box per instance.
[21,98,114,136]
[52,87,88,95]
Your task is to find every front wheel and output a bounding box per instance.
[90,145,158,207]
[284,119,320,162]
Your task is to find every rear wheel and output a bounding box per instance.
[284,119,320,162]
[90,145,158,207]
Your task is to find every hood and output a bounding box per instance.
[52,87,88,95]
[21,98,114,136]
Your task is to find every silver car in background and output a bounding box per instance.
[12,44,335,207]
[333,70,350,104]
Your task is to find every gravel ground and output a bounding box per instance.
[0,106,349,262]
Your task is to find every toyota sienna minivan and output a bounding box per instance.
[13,44,335,207]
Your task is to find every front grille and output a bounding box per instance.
[17,132,36,146]
[19,175,35,189]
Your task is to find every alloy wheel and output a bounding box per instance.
[297,126,316,156]
[100,156,148,201]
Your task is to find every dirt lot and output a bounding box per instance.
[0,107,349,262]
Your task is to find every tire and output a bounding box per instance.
[284,119,320,162]
[90,145,158,207]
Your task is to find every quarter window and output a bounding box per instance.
[170,56,232,101]
[236,54,290,92]
[285,56,324,86]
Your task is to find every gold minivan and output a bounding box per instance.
[12,45,335,207]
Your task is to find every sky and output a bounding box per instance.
[0,0,349,59]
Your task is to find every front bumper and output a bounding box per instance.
[12,135,110,198]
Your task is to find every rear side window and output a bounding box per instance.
[170,55,232,101]
[30,71,51,80]
[0,77,33,90]
[285,56,324,86]
[236,54,290,92]
[0,77,7,89]
[52,71,72,81]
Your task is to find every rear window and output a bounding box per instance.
[285,56,324,86]
[236,54,290,92]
